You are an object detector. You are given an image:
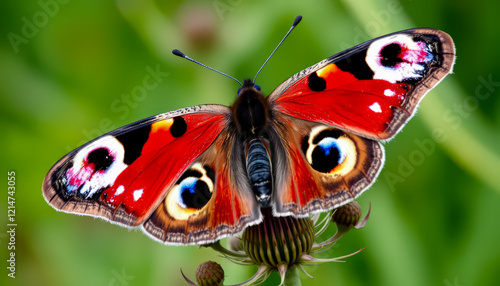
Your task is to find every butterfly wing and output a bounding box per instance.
[142,128,261,245]
[269,28,455,140]
[268,29,454,215]
[43,105,260,245]
[269,114,384,216]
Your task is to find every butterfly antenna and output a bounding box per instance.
[253,15,302,83]
[172,49,243,87]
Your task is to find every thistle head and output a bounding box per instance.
[182,202,371,285]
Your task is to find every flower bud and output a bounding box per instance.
[195,261,224,286]
[331,201,362,234]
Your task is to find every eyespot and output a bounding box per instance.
[366,34,434,83]
[302,126,357,175]
[379,43,402,67]
[87,148,113,171]
[177,177,211,209]
[64,135,127,199]
[164,163,215,220]
[311,137,346,173]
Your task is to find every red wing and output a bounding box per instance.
[142,130,262,245]
[271,114,384,216]
[270,29,455,140]
[43,105,230,227]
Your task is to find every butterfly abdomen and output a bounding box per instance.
[245,139,273,207]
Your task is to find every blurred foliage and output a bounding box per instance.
[1,0,500,285]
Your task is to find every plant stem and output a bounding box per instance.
[284,265,301,286]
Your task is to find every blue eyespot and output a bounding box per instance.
[177,177,211,209]
[318,138,337,155]
[317,138,345,165]
[179,177,198,194]
[309,137,347,173]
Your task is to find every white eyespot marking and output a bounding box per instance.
[369,102,382,113]
[305,125,331,164]
[65,135,127,199]
[190,163,214,193]
[384,88,396,97]
[332,136,357,176]
[115,185,125,196]
[133,189,143,201]
[366,34,433,83]
[165,184,191,220]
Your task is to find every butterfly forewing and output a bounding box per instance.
[270,28,455,140]
[43,105,230,227]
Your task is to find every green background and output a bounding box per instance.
[2,0,500,285]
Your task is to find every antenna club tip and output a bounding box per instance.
[172,49,185,57]
[293,15,302,26]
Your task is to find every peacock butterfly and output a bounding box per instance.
[43,16,455,245]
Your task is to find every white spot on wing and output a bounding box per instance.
[115,185,125,196]
[384,89,396,97]
[133,189,143,201]
[369,102,382,113]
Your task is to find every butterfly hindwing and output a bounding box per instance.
[270,114,384,216]
[270,28,455,140]
[43,105,230,227]
[142,128,262,245]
